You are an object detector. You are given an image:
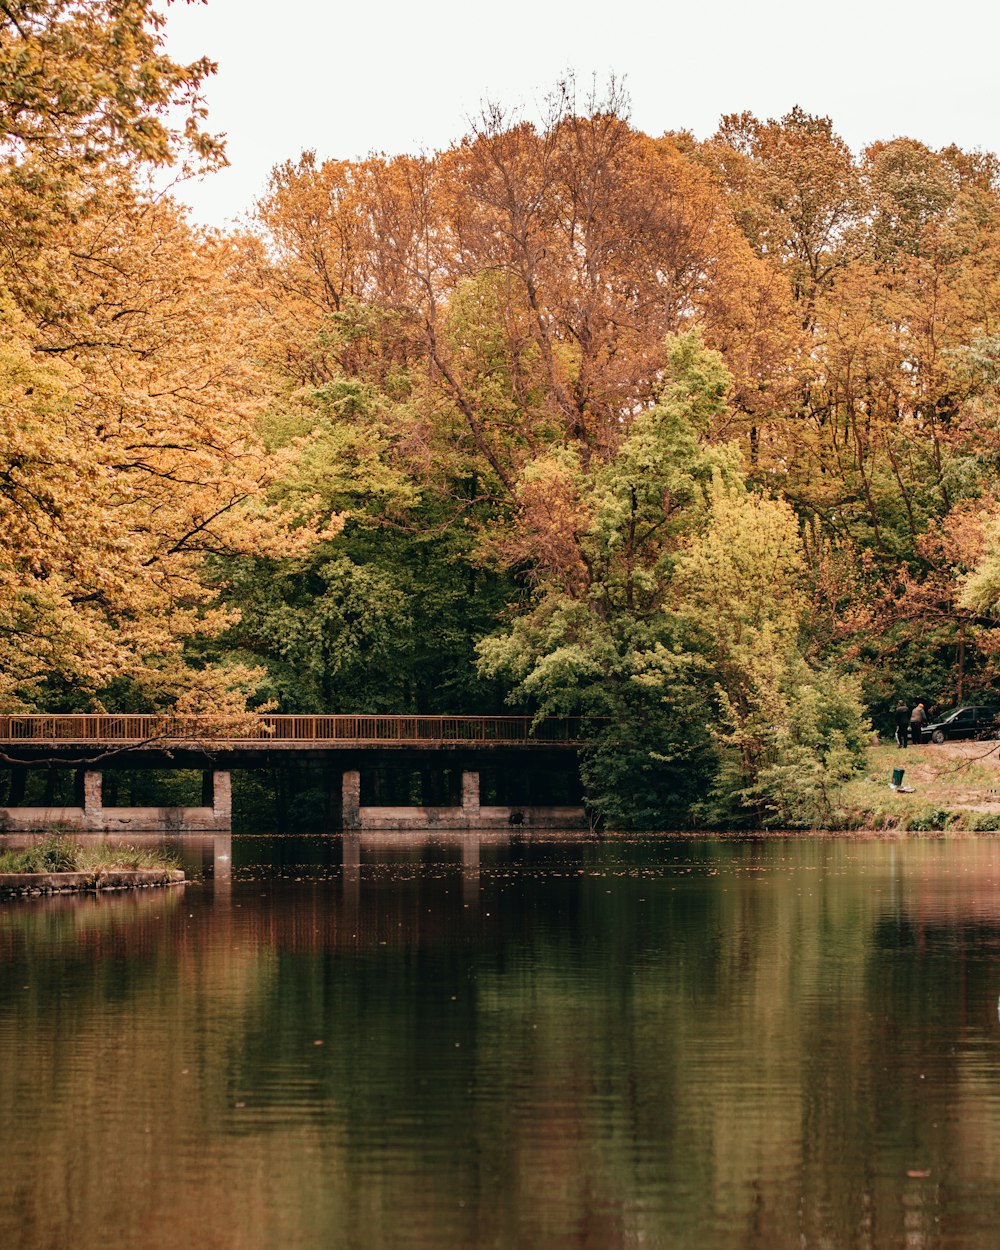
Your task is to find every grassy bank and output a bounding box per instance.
[833,741,1000,832]
[0,837,180,874]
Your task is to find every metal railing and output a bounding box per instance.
[0,714,589,747]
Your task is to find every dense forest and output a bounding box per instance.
[6,2,1000,826]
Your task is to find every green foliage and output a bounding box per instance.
[705,663,871,828]
[479,334,870,828]
[479,606,716,829]
[673,479,870,826]
[213,522,515,714]
[222,551,412,712]
[0,835,74,873]
[577,683,717,831]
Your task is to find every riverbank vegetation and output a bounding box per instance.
[833,742,1000,833]
[6,5,1000,826]
[0,836,179,874]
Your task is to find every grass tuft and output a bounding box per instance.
[0,836,179,874]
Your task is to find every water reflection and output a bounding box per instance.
[3,835,1000,1249]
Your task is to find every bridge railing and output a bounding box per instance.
[0,714,590,746]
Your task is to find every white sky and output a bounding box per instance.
[161,0,1000,229]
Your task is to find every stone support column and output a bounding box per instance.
[83,770,103,817]
[212,771,232,823]
[342,769,361,830]
[461,770,480,817]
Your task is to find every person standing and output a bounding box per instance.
[910,701,928,745]
[894,700,910,748]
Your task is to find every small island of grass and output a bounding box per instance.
[0,836,184,898]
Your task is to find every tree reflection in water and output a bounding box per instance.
[2,834,1000,1250]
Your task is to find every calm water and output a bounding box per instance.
[4,833,1000,1249]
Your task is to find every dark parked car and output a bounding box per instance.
[921,705,1000,743]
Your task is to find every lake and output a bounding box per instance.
[3,832,1000,1249]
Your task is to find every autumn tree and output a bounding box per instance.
[0,181,343,710]
[706,107,864,315]
[700,111,1000,721]
[252,83,788,488]
[241,87,795,730]
[0,2,343,711]
[0,0,223,290]
[0,0,220,165]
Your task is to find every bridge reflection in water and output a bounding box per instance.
[0,829,527,914]
[0,715,590,834]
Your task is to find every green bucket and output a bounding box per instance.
[891,768,905,788]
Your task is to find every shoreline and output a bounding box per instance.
[0,869,186,897]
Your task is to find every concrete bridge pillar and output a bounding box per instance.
[462,770,480,818]
[342,769,361,829]
[211,771,232,821]
[83,770,102,817]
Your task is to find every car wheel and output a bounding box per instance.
[931,729,946,744]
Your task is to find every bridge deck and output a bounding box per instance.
[0,714,589,750]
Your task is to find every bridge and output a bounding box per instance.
[0,713,586,750]
[0,714,592,835]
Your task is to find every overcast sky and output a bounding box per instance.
[162,0,1000,228]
